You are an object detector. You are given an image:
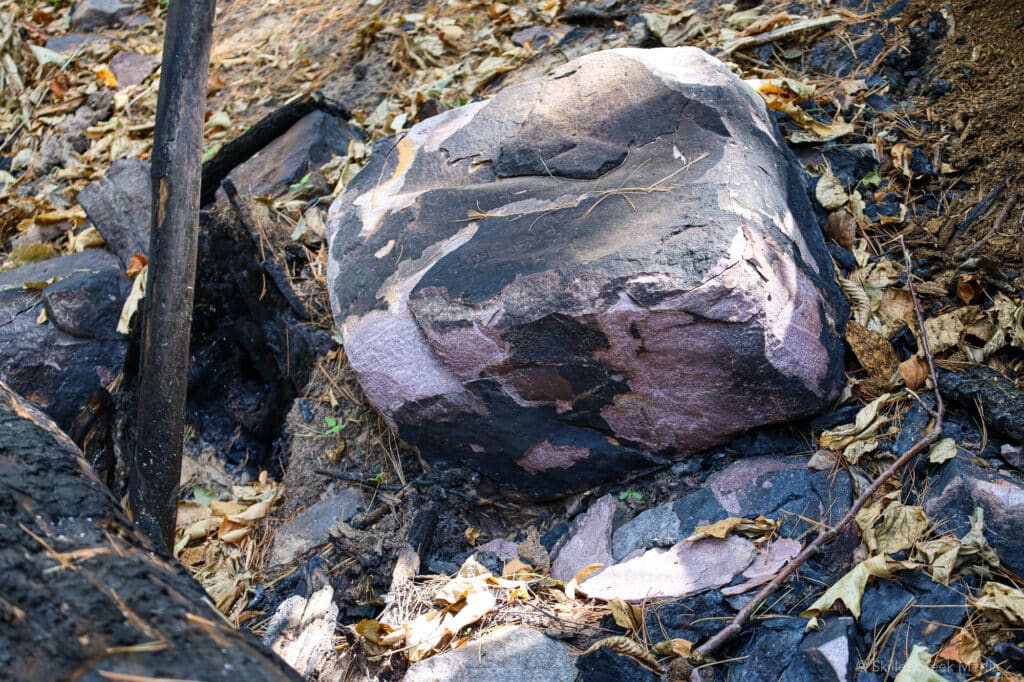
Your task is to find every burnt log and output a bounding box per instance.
[132,0,217,547]
[0,380,300,681]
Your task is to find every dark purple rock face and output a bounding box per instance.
[327,47,847,496]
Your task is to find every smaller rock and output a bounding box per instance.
[781,617,855,682]
[729,619,806,681]
[858,571,969,676]
[611,456,853,560]
[45,33,103,53]
[263,584,338,679]
[550,494,625,581]
[223,110,357,200]
[611,502,681,561]
[577,646,660,681]
[579,535,757,601]
[110,51,160,89]
[924,456,1024,575]
[71,0,142,31]
[267,488,364,567]
[404,627,578,682]
[476,538,519,562]
[0,250,128,431]
[77,158,152,265]
[1001,443,1024,470]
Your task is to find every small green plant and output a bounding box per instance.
[324,415,346,436]
[290,171,314,192]
[618,490,642,502]
[367,471,385,486]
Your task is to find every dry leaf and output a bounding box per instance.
[816,172,848,210]
[117,264,146,334]
[913,508,999,584]
[927,438,958,464]
[826,209,857,249]
[819,393,892,451]
[859,503,929,555]
[900,356,930,391]
[94,65,118,88]
[501,558,533,579]
[893,645,947,682]
[565,562,604,600]
[608,597,643,632]
[973,582,1024,625]
[685,515,776,542]
[800,555,891,620]
[126,253,148,278]
[936,629,982,668]
[72,226,106,252]
[464,525,480,546]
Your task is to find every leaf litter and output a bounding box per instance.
[4,0,1024,677]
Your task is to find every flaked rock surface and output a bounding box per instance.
[0,250,128,432]
[327,46,847,495]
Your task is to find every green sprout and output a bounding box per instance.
[618,490,642,502]
[290,171,314,192]
[324,415,346,436]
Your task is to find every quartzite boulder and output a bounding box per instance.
[327,47,847,495]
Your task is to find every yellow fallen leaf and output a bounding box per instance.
[859,503,929,555]
[973,582,1024,625]
[94,65,118,88]
[893,645,948,682]
[72,226,106,252]
[565,562,604,600]
[819,393,892,451]
[928,438,958,464]
[800,555,891,620]
[685,515,777,542]
[117,264,146,334]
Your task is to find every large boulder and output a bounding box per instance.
[327,47,847,495]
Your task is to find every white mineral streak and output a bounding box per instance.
[342,224,479,413]
[354,101,485,239]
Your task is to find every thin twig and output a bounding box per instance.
[716,15,843,56]
[693,237,943,662]
[954,191,1019,261]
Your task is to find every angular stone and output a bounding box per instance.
[327,47,847,496]
[0,251,128,432]
[579,535,757,601]
[224,110,356,200]
[781,617,855,682]
[110,51,160,89]
[577,646,660,681]
[924,457,1024,575]
[77,158,152,265]
[404,626,578,682]
[71,0,142,31]
[857,571,968,676]
[267,488,364,568]
[263,585,338,679]
[550,494,624,581]
[45,33,103,53]
[611,456,853,560]
[476,537,519,562]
